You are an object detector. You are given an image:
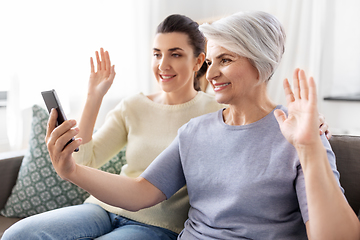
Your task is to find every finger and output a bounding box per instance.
[325,130,332,140]
[308,76,317,105]
[283,78,295,104]
[90,57,95,73]
[293,68,300,99]
[51,119,77,141]
[62,137,82,156]
[274,109,287,126]
[51,120,77,153]
[95,51,101,71]
[105,51,111,73]
[46,108,58,141]
[54,127,79,152]
[299,69,309,100]
[100,48,106,71]
[108,65,116,83]
[319,122,328,135]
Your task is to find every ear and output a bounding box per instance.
[193,52,206,72]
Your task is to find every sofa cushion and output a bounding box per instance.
[329,135,360,215]
[0,105,126,218]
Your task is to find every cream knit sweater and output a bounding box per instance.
[73,91,222,234]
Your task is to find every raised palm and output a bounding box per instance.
[274,69,321,148]
[88,48,116,98]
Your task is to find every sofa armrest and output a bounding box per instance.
[0,150,26,210]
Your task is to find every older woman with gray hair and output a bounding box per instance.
[45,11,359,239]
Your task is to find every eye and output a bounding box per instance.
[153,53,161,58]
[172,53,181,58]
[221,58,231,64]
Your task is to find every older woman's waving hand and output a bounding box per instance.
[275,69,360,240]
[274,69,321,148]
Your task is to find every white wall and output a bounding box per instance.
[0,107,10,152]
[321,102,360,135]
[317,0,360,135]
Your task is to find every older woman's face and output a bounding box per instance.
[205,40,260,105]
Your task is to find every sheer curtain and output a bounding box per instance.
[2,0,153,151]
[266,0,332,105]
[146,0,332,105]
[268,0,360,135]
[3,0,356,151]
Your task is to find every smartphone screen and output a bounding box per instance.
[41,89,79,152]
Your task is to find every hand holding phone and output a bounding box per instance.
[41,89,79,152]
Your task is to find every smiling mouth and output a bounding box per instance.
[160,75,176,80]
[213,81,231,91]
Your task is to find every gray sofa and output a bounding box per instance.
[1,135,360,237]
[0,150,27,238]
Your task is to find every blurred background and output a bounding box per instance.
[1,0,360,152]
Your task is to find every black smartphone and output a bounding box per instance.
[41,89,79,152]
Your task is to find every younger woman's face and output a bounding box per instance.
[152,32,203,94]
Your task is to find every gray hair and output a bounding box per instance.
[199,11,286,83]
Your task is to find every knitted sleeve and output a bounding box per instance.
[73,100,128,169]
